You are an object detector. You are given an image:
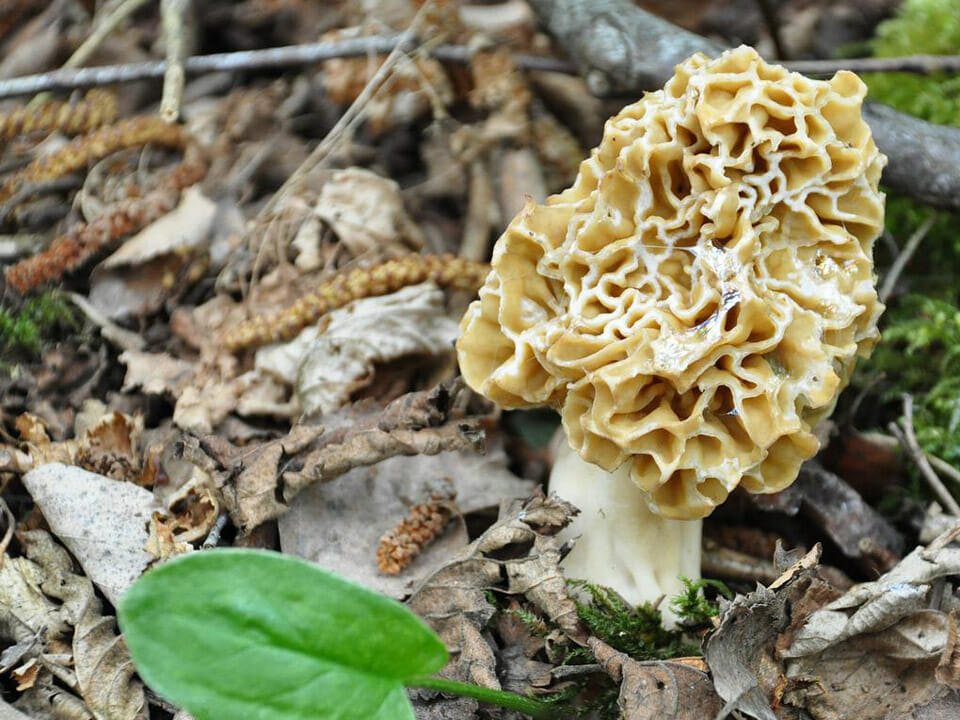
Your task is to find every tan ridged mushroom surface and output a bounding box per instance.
[457,46,886,520]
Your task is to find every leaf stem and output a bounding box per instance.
[407,676,555,718]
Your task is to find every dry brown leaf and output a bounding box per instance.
[590,637,723,719]
[183,382,484,532]
[705,533,960,720]
[11,407,143,481]
[408,492,585,717]
[750,463,904,575]
[17,531,146,720]
[936,614,960,689]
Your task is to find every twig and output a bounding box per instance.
[0,496,14,560]
[159,0,190,123]
[701,543,780,585]
[201,512,228,548]
[879,212,937,303]
[0,37,575,99]
[240,4,448,296]
[889,395,960,517]
[930,454,960,487]
[64,0,153,70]
[870,432,960,488]
[550,664,603,680]
[785,54,960,76]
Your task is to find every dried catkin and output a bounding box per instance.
[377,496,455,575]
[0,116,189,206]
[224,253,490,351]
[4,149,207,294]
[0,90,118,140]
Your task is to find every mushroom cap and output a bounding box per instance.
[457,46,886,520]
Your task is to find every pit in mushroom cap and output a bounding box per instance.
[457,45,886,520]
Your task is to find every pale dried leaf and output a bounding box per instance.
[22,464,161,605]
[120,350,195,396]
[254,282,458,415]
[315,168,413,255]
[73,613,146,720]
[99,187,217,268]
[0,557,64,645]
[88,187,217,320]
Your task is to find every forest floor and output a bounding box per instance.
[1,0,960,718]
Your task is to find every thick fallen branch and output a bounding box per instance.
[527,0,960,213]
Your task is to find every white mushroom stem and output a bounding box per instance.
[550,443,702,623]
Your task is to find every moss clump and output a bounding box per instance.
[865,0,960,126]
[0,290,78,357]
[570,578,725,660]
[669,576,731,626]
[863,295,960,466]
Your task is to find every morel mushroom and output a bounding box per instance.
[456,46,885,610]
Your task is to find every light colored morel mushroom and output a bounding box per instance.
[456,46,886,611]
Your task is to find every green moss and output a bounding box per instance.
[865,0,960,126]
[669,577,731,626]
[569,580,715,660]
[0,290,79,358]
[864,295,960,465]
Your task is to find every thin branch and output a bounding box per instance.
[889,395,960,517]
[879,212,937,303]
[65,0,153,70]
[0,495,14,559]
[870,432,960,489]
[930,454,960,488]
[0,37,576,99]
[785,54,960,76]
[159,0,190,123]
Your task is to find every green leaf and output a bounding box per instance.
[118,549,448,720]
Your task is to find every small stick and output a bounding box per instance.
[873,431,960,487]
[201,512,229,549]
[889,395,960,516]
[64,0,154,70]
[0,496,14,560]
[786,54,960,76]
[159,0,189,123]
[930,454,960,487]
[879,213,937,303]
